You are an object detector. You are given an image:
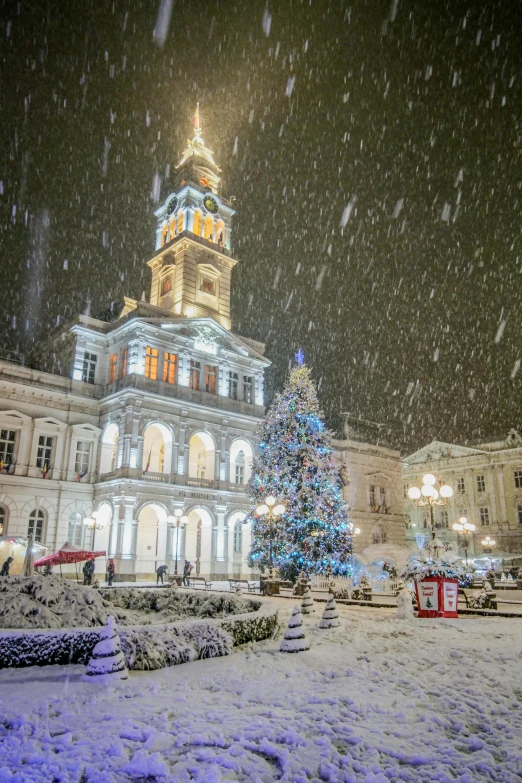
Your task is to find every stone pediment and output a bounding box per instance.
[365,471,392,483]
[403,440,485,465]
[160,318,268,363]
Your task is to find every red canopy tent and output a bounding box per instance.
[34,541,106,568]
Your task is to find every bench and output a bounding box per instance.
[462,588,497,611]
[188,576,213,590]
[229,579,258,593]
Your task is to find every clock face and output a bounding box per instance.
[166,196,178,215]
[203,194,218,214]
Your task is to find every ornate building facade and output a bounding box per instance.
[0,113,269,580]
[403,431,522,561]
[332,437,405,554]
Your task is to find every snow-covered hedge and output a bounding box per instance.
[0,604,278,670]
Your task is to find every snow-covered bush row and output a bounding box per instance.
[0,577,259,630]
[221,603,279,645]
[0,576,113,629]
[0,605,279,670]
[103,587,258,623]
[0,628,100,668]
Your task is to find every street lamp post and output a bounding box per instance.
[255,495,286,592]
[481,535,496,554]
[407,474,454,543]
[452,516,476,566]
[82,511,107,552]
[166,509,189,576]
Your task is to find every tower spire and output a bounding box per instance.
[194,102,202,140]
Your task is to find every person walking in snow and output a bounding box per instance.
[83,558,95,585]
[0,556,13,576]
[183,559,192,587]
[107,559,115,587]
[156,564,168,585]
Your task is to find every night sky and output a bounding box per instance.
[1,0,521,453]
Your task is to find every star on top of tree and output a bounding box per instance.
[295,348,305,366]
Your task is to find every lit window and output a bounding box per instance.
[476,475,486,493]
[120,348,127,377]
[205,365,217,394]
[243,376,253,404]
[163,352,177,384]
[200,276,216,296]
[193,211,203,236]
[74,442,91,475]
[36,436,53,469]
[204,214,214,240]
[109,354,117,383]
[479,506,490,526]
[514,471,522,489]
[68,512,83,547]
[457,477,465,494]
[145,346,159,380]
[190,360,201,390]
[28,509,45,543]
[197,449,206,479]
[0,429,16,465]
[161,277,172,295]
[82,352,97,384]
[228,371,239,400]
[177,211,184,233]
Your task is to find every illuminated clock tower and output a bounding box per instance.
[147,105,237,330]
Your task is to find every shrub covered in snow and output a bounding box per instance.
[280,606,309,653]
[83,616,128,681]
[0,603,279,670]
[0,576,113,629]
[103,588,258,624]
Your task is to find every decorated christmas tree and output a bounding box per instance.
[301,585,314,615]
[280,606,310,653]
[83,616,129,682]
[248,351,351,581]
[319,594,341,629]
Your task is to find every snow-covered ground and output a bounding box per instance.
[1,600,522,782]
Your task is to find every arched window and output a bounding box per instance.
[197,449,206,479]
[177,211,184,234]
[193,211,203,236]
[0,505,7,536]
[204,214,214,240]
[215,220,225,246]
[28,509,45,543]
[233,520,243,554]
[159,444,165,473]
[235,450,245,484]
[162,224,168,246]
[169,219,176,241]
[68,512,83,546]
[196,520,202,573]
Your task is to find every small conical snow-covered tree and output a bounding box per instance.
[83,616,128,682]
[301,586,314,615]
[319,594,340,629]
[280,606,310,653]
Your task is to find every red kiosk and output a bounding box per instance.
[415,576,459,618]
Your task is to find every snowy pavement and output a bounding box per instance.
[1,601,522,782]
